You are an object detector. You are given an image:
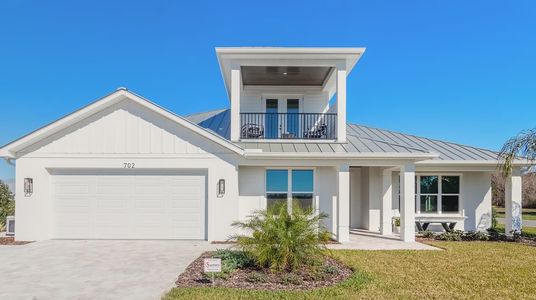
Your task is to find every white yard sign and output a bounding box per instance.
[203,258,222,273]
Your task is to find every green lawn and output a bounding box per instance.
[495,207,536,220]
[495,223,536,237]
[164,242,536,299]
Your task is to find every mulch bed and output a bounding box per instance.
[0,237,32,245]
[176,251,353,291]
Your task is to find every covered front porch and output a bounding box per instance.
[328,229,437,250]
[333,163,524,243]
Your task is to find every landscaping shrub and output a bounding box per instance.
[0,181,15,231]
[435,230,464,241]
[214,249,254,271]
[245,272,268,283]
[279,273,303,285]
[202,249,256,281]
[320,264,340,275]
[232,201,331,272]
[462,231,489,241]
[420,231,436,239]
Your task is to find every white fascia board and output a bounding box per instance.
[242,151,439,161]
[0,148,14,159]
[0,89,245,158]
[416,159,533,167]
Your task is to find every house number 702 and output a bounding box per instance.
[123,163,135,169]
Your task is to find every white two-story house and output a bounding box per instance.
[0,47,528,243]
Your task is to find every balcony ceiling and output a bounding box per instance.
[241,66,333,86]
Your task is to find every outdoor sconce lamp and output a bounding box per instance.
[217,179,225,198]
[24,178,33,197]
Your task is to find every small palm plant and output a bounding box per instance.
[231,201,331,272]
[499,127,536,176]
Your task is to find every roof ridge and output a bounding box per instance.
[349,122,499,155]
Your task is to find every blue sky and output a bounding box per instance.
[1,0,535,180]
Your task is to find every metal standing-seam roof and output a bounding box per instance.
[185,109,499,161]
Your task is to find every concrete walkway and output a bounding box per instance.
[328,229,439,250]
[0,240,226,300]
[498,218,536,227]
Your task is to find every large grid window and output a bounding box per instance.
[266,169,314,212]
[416,175,460,214]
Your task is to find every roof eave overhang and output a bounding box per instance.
[216,47,366,99]
[243,151,439,161]
[416,159,533,167]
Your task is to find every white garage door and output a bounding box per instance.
[51,170,206,240]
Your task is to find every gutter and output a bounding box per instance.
[416,159,534,167]
[243,151,439,161]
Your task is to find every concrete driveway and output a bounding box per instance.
[0,240,224,300]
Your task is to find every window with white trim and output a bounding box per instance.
[266,169,314,212]
[416,175,460,214]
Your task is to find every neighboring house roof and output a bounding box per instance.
[185,108,499,161]
[0,90,245,158]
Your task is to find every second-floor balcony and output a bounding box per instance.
[240,112,337,140]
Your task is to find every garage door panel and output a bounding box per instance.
[169,212,202,222]
[54,183,91,195]
[95,196,128,210]
[168,200,201,209]
[54,195,92,210]
[52,171,206,240]
[96,181,132,194]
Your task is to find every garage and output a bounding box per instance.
[51,170,206,240]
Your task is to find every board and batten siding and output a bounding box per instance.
[20,100,232,156]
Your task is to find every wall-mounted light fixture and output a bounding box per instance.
[24,178,33,197]
[217,179,225,198]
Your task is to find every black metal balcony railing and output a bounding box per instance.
[240,113,337,140]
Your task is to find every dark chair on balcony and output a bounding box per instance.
[304,123,328,139]
[241,123,264,139]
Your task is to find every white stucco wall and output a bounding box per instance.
[349,167,361,228]
[237,166,339,236]
[462,172,492,231]
[14,99,241,241]
[367,167,382,232]
[388,171,492,232]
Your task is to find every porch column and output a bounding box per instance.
[337,164,350,242]
[505,168,523,235]
[381,169,393,235]
[336,67,347,143]
[230,66,241,142]
[400,164,416,242]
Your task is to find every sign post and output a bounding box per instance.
[203,258,222,286]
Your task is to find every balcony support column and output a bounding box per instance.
[230,66,241,142]
[336,67,347,142]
